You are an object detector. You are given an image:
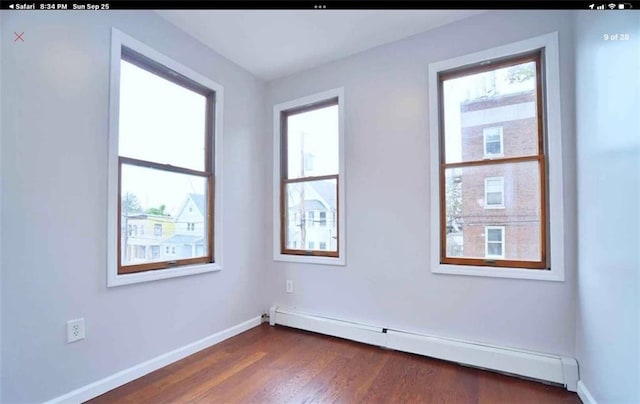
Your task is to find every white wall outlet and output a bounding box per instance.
[286,280,293,293]
[67,318,85,343]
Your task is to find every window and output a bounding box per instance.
[135,246,146,259]
[319,242,327,250]
[319,211,327,227]
[153,224,163,237]
[429,33,566,281]
[108,29,223,286]
[187,223,195,231]
[484,177,505,208]
[485,226,505,259]
[151,245,160,259]
[483,127,504,157]
[273,88,346,265]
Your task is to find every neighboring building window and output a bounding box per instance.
[275,89,345,263]
[319,211,327,227]
[154,224,162,237]
[109,31,221,282]
[187,223,195,231]
[135,246,146,259]
[483,126,503,157]
[485,226,505,259]
[484,177,505,208]
[437,50,546,270]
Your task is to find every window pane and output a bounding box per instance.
[120,164,209,266]
[487,228,502,242]
[286,104,338,179]
[487,241,503,257]
[284,178,337,252]
[442,61,538,163]
[444,161,541,261]
[119,60,208,171]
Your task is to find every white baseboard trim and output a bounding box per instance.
[269,306,579,391]
[45,315,263,404]
[577,380,597,404]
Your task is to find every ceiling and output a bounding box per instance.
[156,10,483,81]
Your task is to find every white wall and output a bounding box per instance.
[0,11,268,403]
[574,11,640,403]
[266,10,578,356]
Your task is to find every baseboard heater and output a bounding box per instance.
[269,306,578,392]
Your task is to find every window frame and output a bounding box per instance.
[484,226,506,259]
[273,88,346,266]
[484,176,505,209]
[107,28,224,287]
[439,50,546,270]
[428,32,565,282]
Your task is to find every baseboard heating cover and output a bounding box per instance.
[269,306,578,392]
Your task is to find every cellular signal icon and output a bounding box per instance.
[597,4,605,9]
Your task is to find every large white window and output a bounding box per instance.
[273,88,346,265]
[107,29,224,287]
[428,32,565,281]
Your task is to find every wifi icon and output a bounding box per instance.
[608,3,617,8]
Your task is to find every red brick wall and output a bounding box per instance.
[457,91,541,261]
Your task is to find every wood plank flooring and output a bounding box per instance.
[88,323,580,403]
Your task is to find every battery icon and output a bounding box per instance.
[619,3,625,8]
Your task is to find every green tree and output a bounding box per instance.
[507,63,535,84]
[146,204,169,216]
[445,174,463,234]
[122,192,142,215]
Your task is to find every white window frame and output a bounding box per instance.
[428,32,565,282]
[485,226,505,259]
[273,88,346,266]
[107,28,224,287]
[483,126,504,157]
[484,176,505,209]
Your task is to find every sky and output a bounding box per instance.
[286,104,339,179]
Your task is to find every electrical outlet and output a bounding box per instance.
[286,280,293,293]
[67,318,85,343]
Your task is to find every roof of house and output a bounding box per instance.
[306,181,336,210]
[304,200,326,211]
[189,193,206,216]
[164,234,205,245]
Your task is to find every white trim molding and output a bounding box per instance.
[577,380,598,404]
[269,306,579,391]
[272,88,346,266]
[107,28,224,286]
[44,316,262,404]
[428,31,565,282]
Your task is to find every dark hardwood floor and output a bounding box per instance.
[88,323,580,403]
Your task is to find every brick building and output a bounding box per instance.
[457,90,541,261]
